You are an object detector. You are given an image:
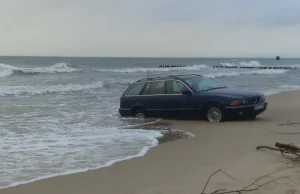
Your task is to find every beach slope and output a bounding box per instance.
[1,91,300,194]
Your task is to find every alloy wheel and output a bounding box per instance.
[207,107,222,122]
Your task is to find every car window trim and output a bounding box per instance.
[124,79,194,97]
[125,82,147,96]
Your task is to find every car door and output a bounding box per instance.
[146,81,167,118]
[164,80,194,118]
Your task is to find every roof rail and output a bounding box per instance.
[170,74,201,77]
[137,76,167,82]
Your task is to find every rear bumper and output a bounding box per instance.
[224,102,268,117]
[119,108,131,117]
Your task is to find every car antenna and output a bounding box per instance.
[146,64,149,80]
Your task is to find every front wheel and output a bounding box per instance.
[133,108,146,119]
[205,104,225,123]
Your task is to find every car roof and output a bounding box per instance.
[136,74,202,82]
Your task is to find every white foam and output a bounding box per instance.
[0,81,103,96]
[205,69,288,78]
[97,64,209,73]
[21,63,79,73]
[264,90,283,96]
[239,60,261,67]
[262,85,300,96]
[0,69,13,78]
[0,63,80,77]
[221,60,261,67]
[220,62,234,67]
[205,72,240,78]
[280,85,300,90]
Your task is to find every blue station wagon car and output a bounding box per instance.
[119,74,268,122]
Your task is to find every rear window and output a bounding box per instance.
[126,82,145,96]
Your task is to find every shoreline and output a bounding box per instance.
[1,90,300,193]
[0,119,192,190]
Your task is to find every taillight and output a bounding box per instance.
[120,99,122,107]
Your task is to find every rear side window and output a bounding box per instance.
[150,81,165,95]
[126,83,145,96]
[141,82,150,95]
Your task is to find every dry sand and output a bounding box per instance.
[2,91,300,194]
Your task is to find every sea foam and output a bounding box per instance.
[0,81,104,97]
[96,64,209,73]
[220,60,262,67]
[0,126,163,189]
[0,63,79,78]
[205,69,288,78]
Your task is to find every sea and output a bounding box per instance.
[0,56,300,188]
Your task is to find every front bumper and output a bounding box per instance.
[225,102,268,117]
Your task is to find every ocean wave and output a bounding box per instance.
[0,81,103,97]
[96,64,209,73]
[0,68,14,78]
[280,85,300,90]
[263,85,300,96]
[205,69,288,78]
[0,63,80,78]
[221,60,261,67]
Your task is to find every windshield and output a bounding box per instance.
[184,77,226,92]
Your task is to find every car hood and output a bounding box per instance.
[197,87,263,98]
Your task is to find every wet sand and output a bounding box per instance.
[1,91,300,194]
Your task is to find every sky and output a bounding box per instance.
[1,0,300,57]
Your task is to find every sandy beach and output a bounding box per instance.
[2,91,300,194]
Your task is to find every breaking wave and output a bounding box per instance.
[220,60,261,67]
[280,85,300,90]
[96,64,209,73]
[0,81,103,97]
[0,63,80,78]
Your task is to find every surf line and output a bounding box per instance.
[213,66,298,70]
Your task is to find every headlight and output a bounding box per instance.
[240,99,248,104]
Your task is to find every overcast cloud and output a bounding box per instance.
[0,0,300,57]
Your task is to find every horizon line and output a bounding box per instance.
[0,55,294,59]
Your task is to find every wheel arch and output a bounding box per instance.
[130,104,146,116]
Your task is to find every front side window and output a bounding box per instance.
[184,77,226,92]
[166,80,190,94]
[126,82,145,96]
[150,81,165,95]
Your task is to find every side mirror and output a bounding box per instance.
[182,90,192,96]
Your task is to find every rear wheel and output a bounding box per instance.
[205,104,225,122]
[133,108,146,119]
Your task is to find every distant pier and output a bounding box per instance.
[158,64,297,70]
[159,65,187,68]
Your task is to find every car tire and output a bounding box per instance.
[133,108,146,119]
[205,103,225,123]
